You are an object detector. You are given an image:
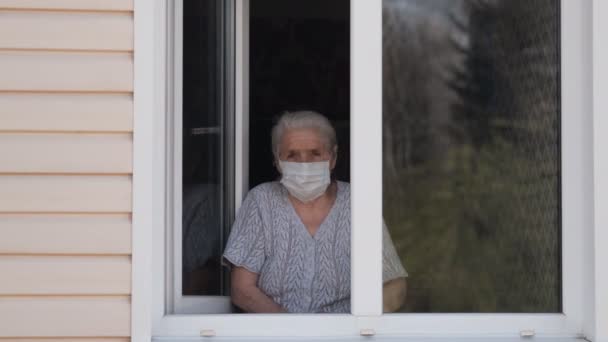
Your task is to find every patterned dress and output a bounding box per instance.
[223,181,407,313]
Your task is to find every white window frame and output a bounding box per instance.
[132,0,607,340]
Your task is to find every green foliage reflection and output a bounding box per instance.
[383,0,560,312]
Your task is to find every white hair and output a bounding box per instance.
[271,110,337,160]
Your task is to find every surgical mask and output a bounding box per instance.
[278,160,331,203]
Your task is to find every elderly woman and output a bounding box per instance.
[223,111,407,313]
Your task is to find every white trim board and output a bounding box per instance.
[591,0,608,341]
[132,0,163,341]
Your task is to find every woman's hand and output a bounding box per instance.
[231,266,287,313]
[382,277,407,313]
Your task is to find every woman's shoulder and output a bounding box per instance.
[247,181,283,199]
[336,180,351,194]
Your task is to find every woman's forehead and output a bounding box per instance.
[280,128,328,149]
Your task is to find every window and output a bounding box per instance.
[143,0,592,337]
[382,0,561,313]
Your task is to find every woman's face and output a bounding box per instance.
[278,128,336,169]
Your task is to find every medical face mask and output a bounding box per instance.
[278,160,331,203]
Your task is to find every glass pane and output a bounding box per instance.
[382,0,561,312]
[182,0,231,296]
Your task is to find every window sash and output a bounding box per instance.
[148,0,590,337]
[168,0,248,313]
[168,0,235,315]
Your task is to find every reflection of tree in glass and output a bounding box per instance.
[383,0,560,313]
[383,1,460,177]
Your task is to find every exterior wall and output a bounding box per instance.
[0,1,133,340]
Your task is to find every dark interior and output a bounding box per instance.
[249,0,350,188]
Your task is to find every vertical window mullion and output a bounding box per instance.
[350,0,383,316]
[561,0,588,326]
[170,0,184,314]
[235,0,249,210]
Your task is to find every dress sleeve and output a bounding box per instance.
[382,220,408,283]
[222,191,266,274]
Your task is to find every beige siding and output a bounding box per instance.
[0,94,133,132]
[0,12,132,51]
[0,2,132,340]
[0,175,131,212]
[0,133,132,173]
[0,297,131,337]
[0,214,131,254]
[0,0,133,11]
[0,256,131,294]
[0,52,132,92]
[0,339,130,342]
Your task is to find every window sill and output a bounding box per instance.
[153,336,585,342]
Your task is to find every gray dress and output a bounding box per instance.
[223,181,407,313]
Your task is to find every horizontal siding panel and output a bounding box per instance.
[0,256,131,295]
[0,133,132,173]
[0,297,130,337]
[0,0,133,11]
[0,214,131,254]
[0,175,131,212]
[0,339,130,342]
[0,52,132,92]
[0,12,132,51]
[0,94,133,132]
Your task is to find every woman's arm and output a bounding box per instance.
[383,277,407,313]
[231,266,286,313]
